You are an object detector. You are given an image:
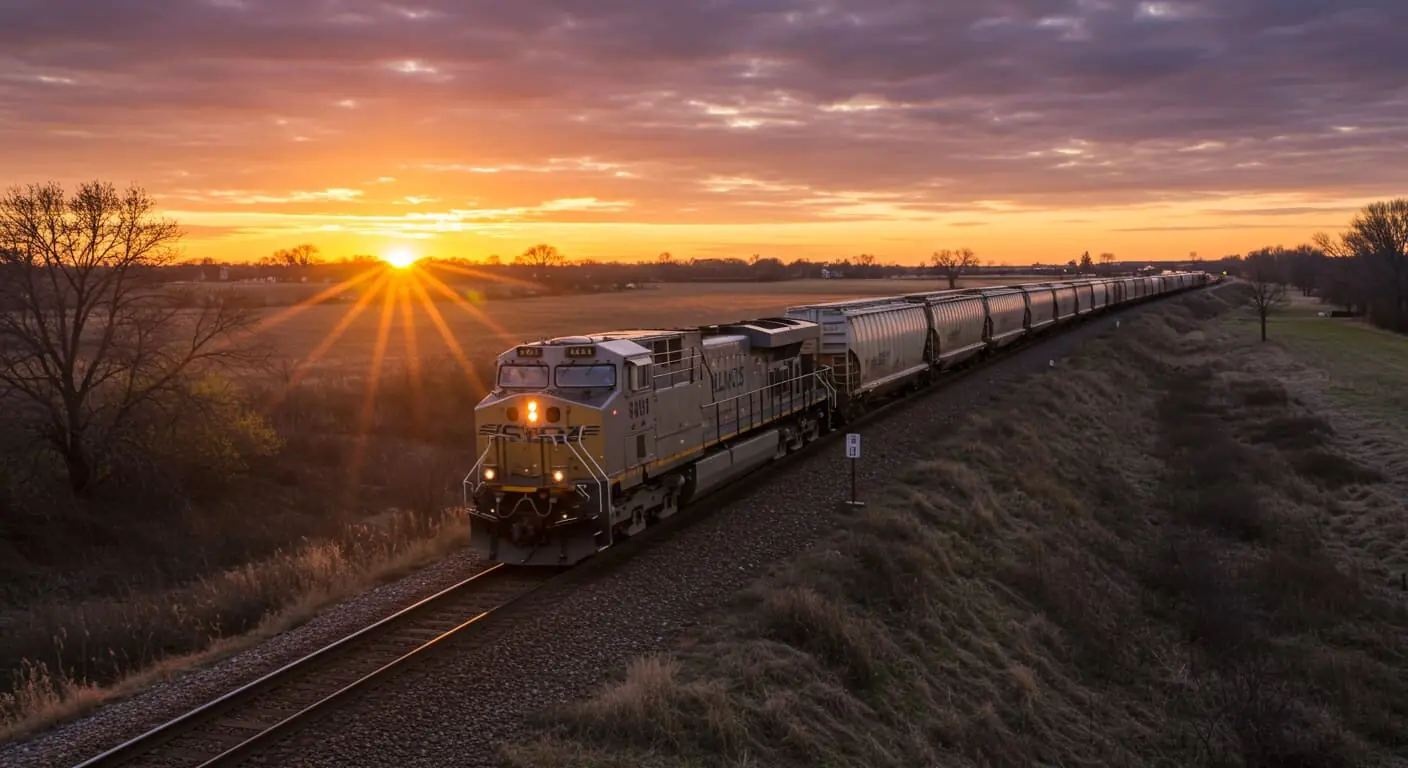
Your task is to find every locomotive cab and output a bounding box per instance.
[467,332,686,566]
[466,338,629,565]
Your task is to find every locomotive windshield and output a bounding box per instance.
[554,364,617,389]
[497,363,549,389]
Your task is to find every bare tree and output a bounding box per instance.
[272,243,321,267]
[516,243,564,269]
[931,247,977,289]
[1244,248,1289,342]
[0,181,260,493]
[1312,230,1367,314]
[1340,199,1408,331]
[1099,252,1116,273]
[1285,244,1325,297]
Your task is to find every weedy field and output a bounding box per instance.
[503,283,1408,768]
[0,276,1025,743]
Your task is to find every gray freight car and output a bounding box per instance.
[1022,285,1058,333]
[784,298,931,409]
[906,292,989,369]
[977,288,1029,348]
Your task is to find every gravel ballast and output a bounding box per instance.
[0,299,1176,768]
[0,551,486,768]
[250,306,1169,768]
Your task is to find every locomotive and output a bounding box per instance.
[464,271,1213,566]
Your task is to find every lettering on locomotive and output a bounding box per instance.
[712,365,746,395]
[628,397,651,419]
[476,423,602,441]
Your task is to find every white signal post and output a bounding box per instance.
[844,433,864,507]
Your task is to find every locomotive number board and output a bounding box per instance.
[564,345,597,358]
[515,346,543,358]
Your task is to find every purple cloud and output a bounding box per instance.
[0,0,1403,226]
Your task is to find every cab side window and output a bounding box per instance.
[628,360,652,392]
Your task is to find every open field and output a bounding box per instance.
[1232,292,1408,580]
[250,276,1040,375]
[504,283,1408,768]
[1262,294,1408,436]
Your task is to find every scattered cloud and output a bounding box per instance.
[0,0,1403,260]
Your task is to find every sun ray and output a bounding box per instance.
[252,267,384,334]
[345,280,400,493]
[206,267,386,357]
[421,260,542,289]
[396,279,428,435]
[275,270,392,399]
[414,268,517,345]
[407,272,487,394]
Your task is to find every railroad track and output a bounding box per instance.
[67,287,1208,768]
[71,564,560,768]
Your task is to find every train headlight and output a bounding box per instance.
[552,470,564,482]
[527,400,539,423]
[483,467,496,481]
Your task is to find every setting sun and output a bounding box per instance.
[383,248,419,269]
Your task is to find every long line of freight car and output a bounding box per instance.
[465,270,1212,565]
[785,270,1212,417]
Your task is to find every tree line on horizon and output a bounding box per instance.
[192,239,1153,290]
[1209,198,1408,337]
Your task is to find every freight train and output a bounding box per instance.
[464,271,1214,565]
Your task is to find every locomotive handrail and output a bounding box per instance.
[649,345,706,388]
[463,440,498,508]
[702,367,832,447]
[552,432,612,552]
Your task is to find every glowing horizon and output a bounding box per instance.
[382,247,420,269]
[3,1,1404,266]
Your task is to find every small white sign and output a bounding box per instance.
[845,433,861,459]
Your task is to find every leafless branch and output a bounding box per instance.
[0,181,261,493]
[931,247,977,289]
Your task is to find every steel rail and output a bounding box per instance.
[71,563,556,768]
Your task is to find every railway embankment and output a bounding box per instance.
[503,283,1408,768]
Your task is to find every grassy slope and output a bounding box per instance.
[504,284,1408,768]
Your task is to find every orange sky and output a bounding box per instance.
[2,1,1402,266]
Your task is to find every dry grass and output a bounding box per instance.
[503,283,1408,768]
[0,358,482,742]
[0,507,468,742]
